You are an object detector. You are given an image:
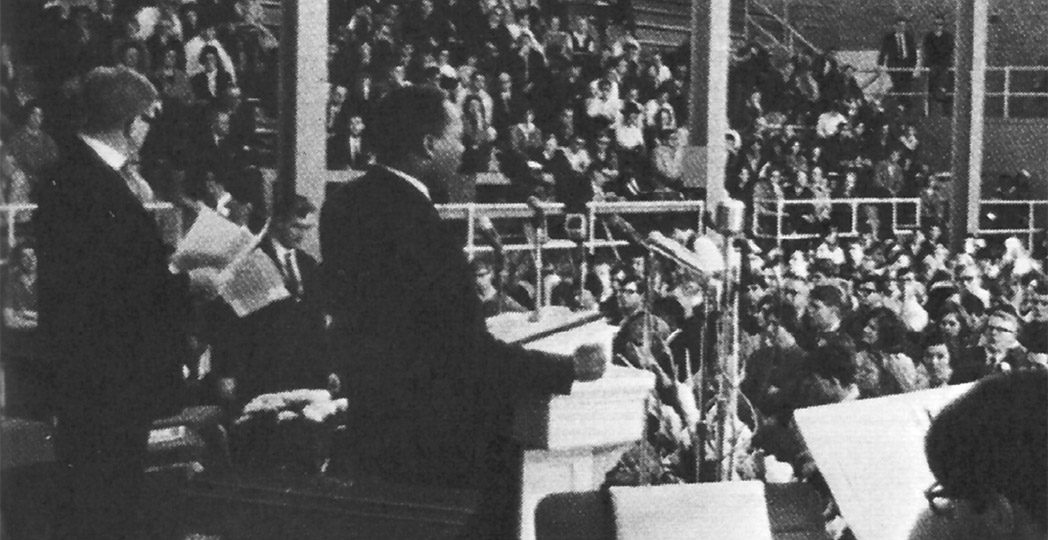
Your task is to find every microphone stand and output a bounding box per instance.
[530,213,545,322]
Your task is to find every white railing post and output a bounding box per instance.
[1028,202,1036,248]
[776,198,783,250]
[850,200,858,236]
[5,209,15,249]
[587,202,596,256]
[466,203,476,258]
[1003,66,1011,119]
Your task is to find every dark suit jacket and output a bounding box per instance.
[190,69,235,102]
[208,241,329,400]
[36,137,190,424]
[951,345,1042,384]
[320,166,575,489]
[878,31,918,68]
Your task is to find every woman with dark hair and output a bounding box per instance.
[190,45,234,103]
[854,306,921,397]
[933,304,973,362]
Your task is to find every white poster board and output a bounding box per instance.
[794,384,974,540]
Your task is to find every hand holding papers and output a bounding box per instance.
[171,205,289,317]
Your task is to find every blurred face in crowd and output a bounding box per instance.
[939,312,962,338]
[163,48,180,69]
[984,313,1019,353]
[474,263,494,294]
[202,51,219,72]
[810,298,839,332]
[1030,291,1048,322]
[426,102,464,182]
[922,344,952,385]
[617,280,644,316]
[860,317,881,346]
[274,212,315,249]
[956,266,980,293]
[782,278,808,314]
[211,111,231,139]
[349,115,365,137]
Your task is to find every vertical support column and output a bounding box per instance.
[278,0,328,257]
[949,0,987,253]
[688,0,732,213]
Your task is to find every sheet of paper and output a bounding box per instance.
[171,205,256,271]
[218,248,290,317]
[793,384,973,540]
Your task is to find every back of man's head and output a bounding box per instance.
[810,284,846,313]
[925,371,1047,532]
[367,85,449,165]
[79,66,158,134]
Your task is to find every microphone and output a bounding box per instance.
[526,195,547,221]
[604,214,649,251]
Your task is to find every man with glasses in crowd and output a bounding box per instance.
[952,304,1042,383]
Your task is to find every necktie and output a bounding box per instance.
[284,251,300,297]
[119,161,155,204]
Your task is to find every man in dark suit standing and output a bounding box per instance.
[36,66,218,540]
[210,195,331,403]
[878,16,918,110]
[320,85,607,539]
[922,14,954,116]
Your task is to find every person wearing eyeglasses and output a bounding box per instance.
[910,371,1046,540]
[951,305,1042,384]
[1018,281,1048,365]
[36,66,219,539]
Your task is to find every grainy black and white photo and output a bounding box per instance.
[0,0,1045,539]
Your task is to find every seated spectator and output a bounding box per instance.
[914,332,953,389]
[472,257,527,317]
[7,101,59,180]
[614,103,646,177]
[1019,282,1048,362]
[550,135,593,211]
[645,85,677,130]
[815,102,847,138]
[952,305,1042,383]
[191,46,235,104]
[328,114,372,170]
[854,306,921,398]
[184,20,236,84]
[509,108,544,160]
[792,334,859,408]
[611,273,674,388]
[460,95,497,173]
[584,78,621,137]
[649,128,685,194]
[151,44,194,106]
[915,371,1046,540]
[588,132,618,198]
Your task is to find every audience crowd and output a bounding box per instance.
[0,2,1045,536]
[0,0,277,222]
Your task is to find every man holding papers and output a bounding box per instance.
[36,66,219,540]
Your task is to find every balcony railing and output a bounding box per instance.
[854,65,1048,119]
[750,197,922,248]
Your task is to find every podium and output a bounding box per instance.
[489,308,656,540]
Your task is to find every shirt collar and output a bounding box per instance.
[382,165,430,201]
[79,133,129,172]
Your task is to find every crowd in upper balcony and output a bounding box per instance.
[323,0,704,206]
[0,0,277,226]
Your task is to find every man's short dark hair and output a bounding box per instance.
[366,85,450,164]
[79,66,158,134]
[199,45,220,64]
[275,194,316,223]
[925,371,1047,529]
[810,284,846,311]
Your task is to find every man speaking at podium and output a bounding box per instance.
[321,85,608,539]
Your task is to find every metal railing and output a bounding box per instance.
[751,196,922,248]
[855,65,1048,119]
[978,199,1048,247]
[436,199,706,257]
[745,0,823,59]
